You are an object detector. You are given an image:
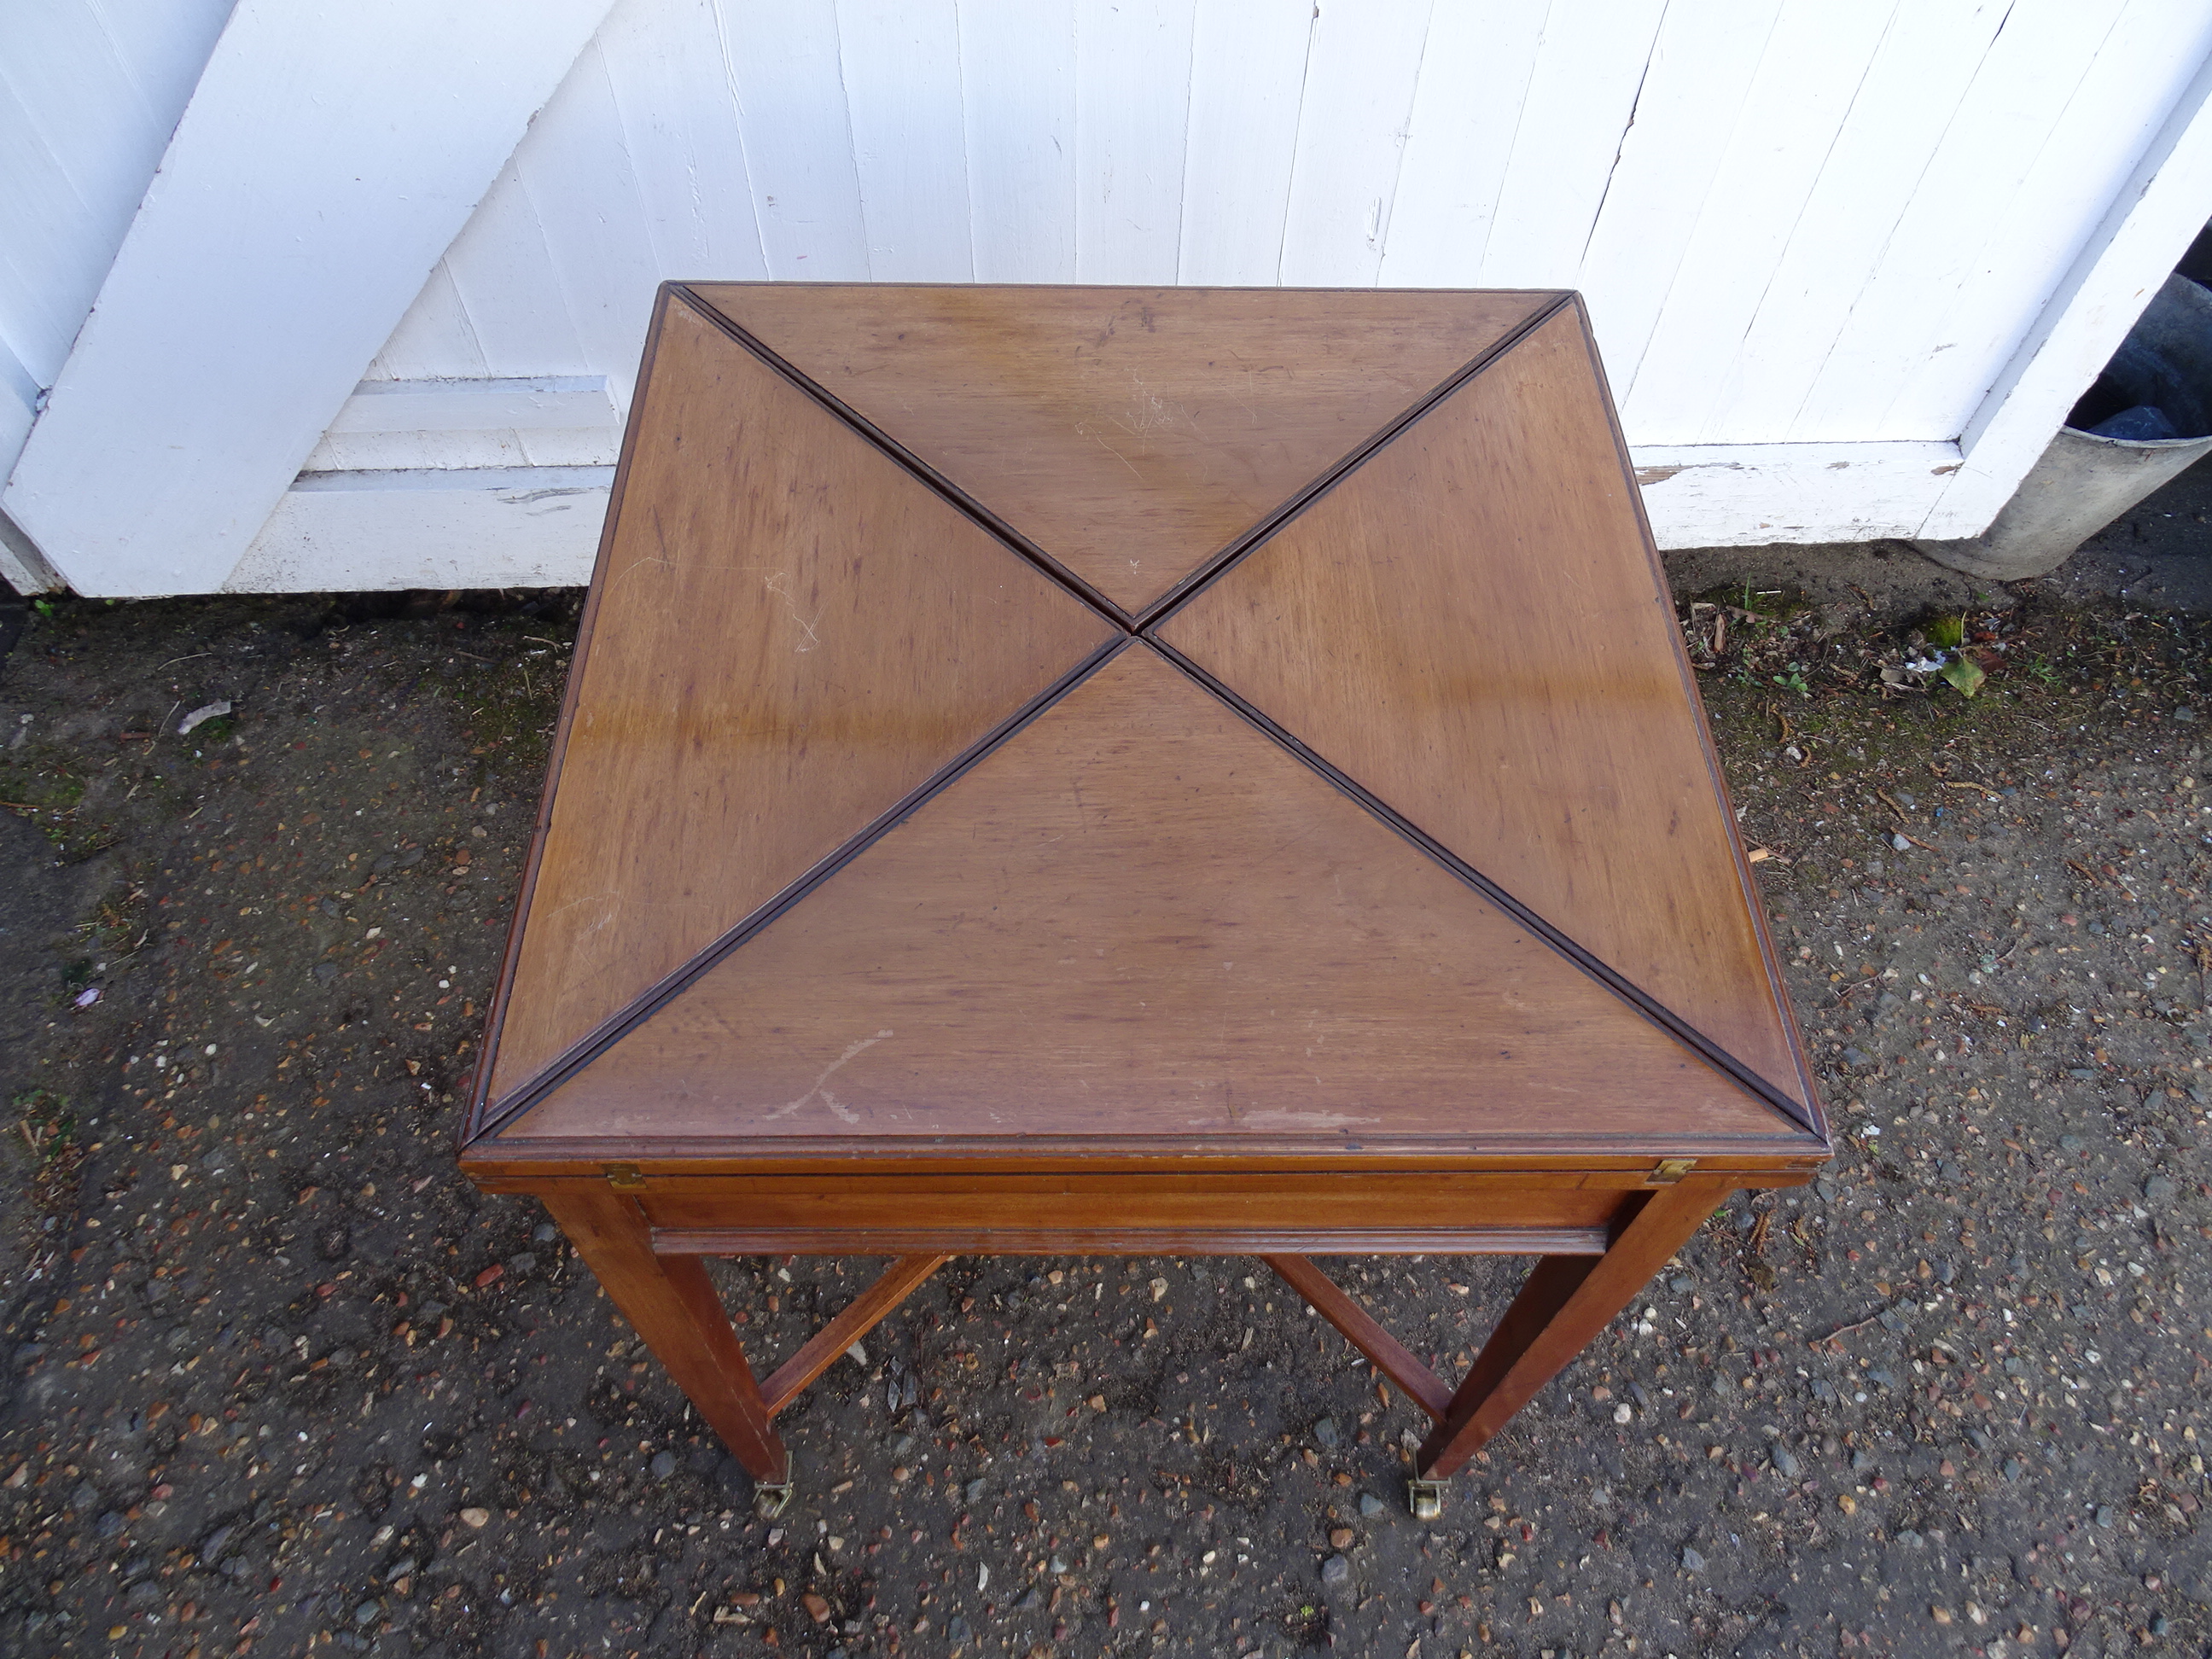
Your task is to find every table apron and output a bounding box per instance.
[652,1224,1610,1255]
[625,1172,1640,1256]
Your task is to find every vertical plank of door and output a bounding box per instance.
[1175,0,1316,285]
[713,0,870,279]
[835,0,975,282]
[1073,0,1197,284]
[1708,1,2012,446]
[1785,3,2119,445]
[1274,0,1432,287]
[958,0,1078,283]
[598,0,774,282]
[1566,0,1783,403]
[1465,0,1669,289]
[1371,1,1547,289]
[1609,1,1901,447]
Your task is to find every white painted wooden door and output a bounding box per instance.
[7,0,2212,596]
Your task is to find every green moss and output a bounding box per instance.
[0,747,89,849]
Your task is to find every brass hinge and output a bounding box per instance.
[604,1163,647,1191]
[1648,1158,1697,1185]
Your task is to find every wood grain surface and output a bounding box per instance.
[505,645,1783,1144]
[538,1184,787,1481]
[756,1254,947,1415]
[1417,1175,1732,1476]
[1156,306,1805,1103]
[1261,1254,1455,1420]
[634,1172,1626,1237]
[684,282,1561,614]
[487,294,1115,1106]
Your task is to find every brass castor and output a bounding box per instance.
[753,1480,795,1521]
[1406,1479,1446,1521]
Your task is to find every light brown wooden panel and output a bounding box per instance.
[685,283,1563,614]
[1156,307,1806,1104]
[1417,1176,1732,1476]
[506,645,1782,1144]
[487,294,1116,1105]
[653,1226,1611,1256]
[634,1173,1625,1236]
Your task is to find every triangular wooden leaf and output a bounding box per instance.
[485,294,1116,1109]
[505,646,1787,1146]
[687,283,1564,614]
[1156,307,1807,1107]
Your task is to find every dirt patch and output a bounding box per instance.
[1,474,2210,1655]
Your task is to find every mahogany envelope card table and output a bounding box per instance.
[457,282,1830,1518]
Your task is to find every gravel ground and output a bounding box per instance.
[6,473,2212,1659]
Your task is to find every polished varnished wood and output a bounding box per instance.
[756,1254,947,1416]
[462,283,1829,1505]
[1261,1255,1455,1422]
[486,294,1114,1109]
[1156,305,1807,1106]
[684,282,1563,615]
[1416,1175,1732,1478]
[630,1169,1633,1250]
[539,1185,787,1482]
[505,646,1789,1148]
[651,1223,1614,1257]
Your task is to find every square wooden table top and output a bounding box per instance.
[458,282,1826,1185]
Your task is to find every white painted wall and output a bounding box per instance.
[6,0,2212,594]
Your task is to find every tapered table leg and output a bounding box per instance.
[542,1185,789,1487]
[1417,1179,1730,1480]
